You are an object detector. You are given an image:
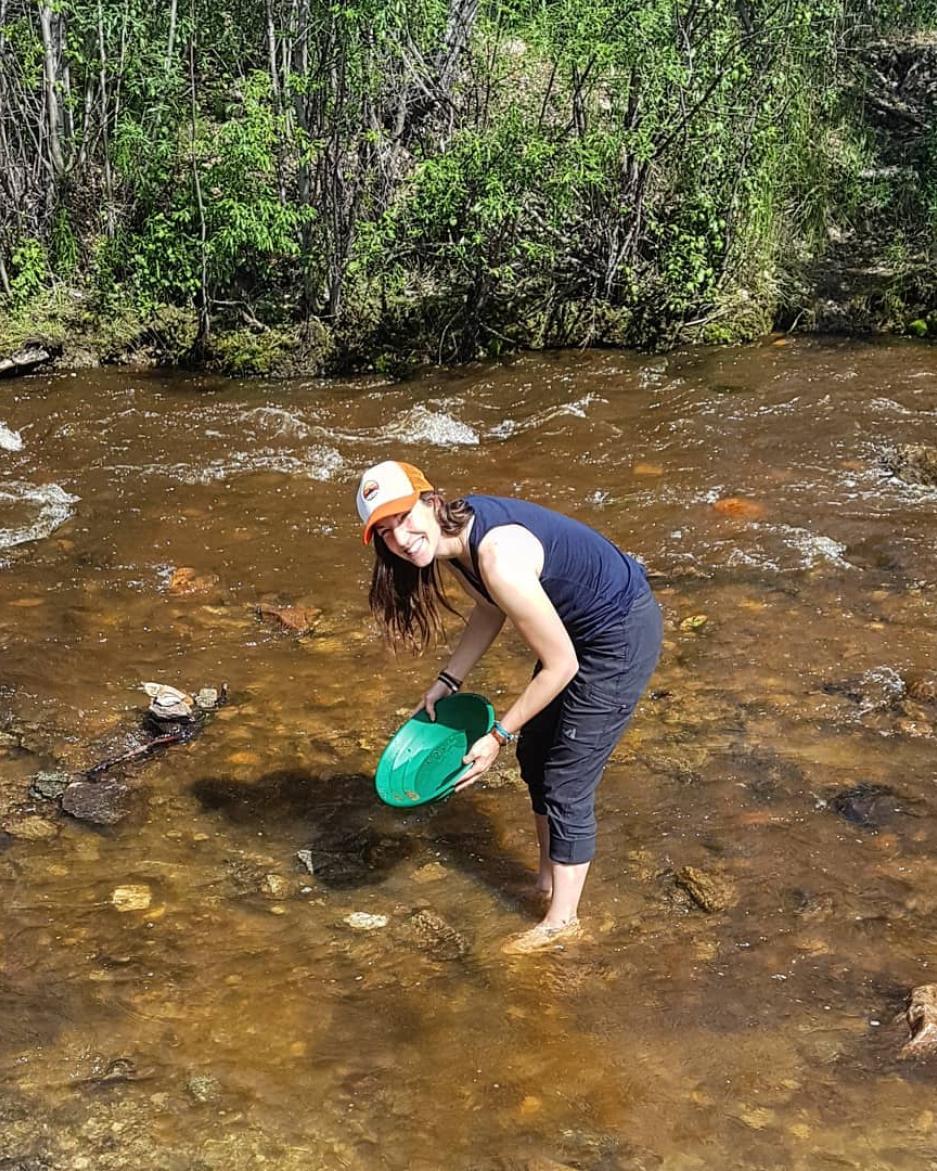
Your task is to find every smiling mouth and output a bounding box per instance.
[404,536,425,557]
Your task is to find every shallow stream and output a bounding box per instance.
[2,336,937,1170]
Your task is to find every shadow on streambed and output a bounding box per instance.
[190,769,533,901]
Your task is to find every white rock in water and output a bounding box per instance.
[142,682,189,703]
[344,912,388,931]
[111,884,152,912]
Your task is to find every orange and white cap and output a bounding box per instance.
[356,460,433,544]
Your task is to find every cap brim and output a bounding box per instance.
[362,492,420,544]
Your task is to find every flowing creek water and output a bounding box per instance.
[1,336,937,1170]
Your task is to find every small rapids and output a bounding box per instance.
[0,421,23,451]
[382,404,480,446]
[0,481,78,549]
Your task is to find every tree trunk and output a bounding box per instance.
[38,4,66,181]
[188,18,210,351]
[166,0,178,68]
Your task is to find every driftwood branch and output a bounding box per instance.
[85,731,190,778]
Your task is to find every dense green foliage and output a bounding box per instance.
[1,1,936,370]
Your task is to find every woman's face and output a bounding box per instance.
[374,498,439,567]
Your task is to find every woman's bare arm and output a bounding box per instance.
[476,526,579,735]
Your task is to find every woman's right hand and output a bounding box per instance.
[413,678,453,722]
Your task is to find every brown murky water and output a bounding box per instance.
[2,336,937,1170]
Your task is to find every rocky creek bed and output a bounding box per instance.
[2,337,937,1170]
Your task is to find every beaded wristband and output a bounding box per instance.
[491,719,516,746]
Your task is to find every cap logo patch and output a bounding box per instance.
[362,479,380,502]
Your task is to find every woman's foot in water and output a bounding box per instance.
[501,916,582,955]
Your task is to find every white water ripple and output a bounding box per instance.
[0,422,23,452]
[0,482,79,549]
[383,405,479,447]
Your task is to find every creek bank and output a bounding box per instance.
[0,303,929,382]
[0,343,55,378]
[790,38,937,337]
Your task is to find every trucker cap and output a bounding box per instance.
[356,460,433,544]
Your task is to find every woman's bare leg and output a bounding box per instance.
[543,859,590,928]
[535,815,589,923]
[502,843,590,954]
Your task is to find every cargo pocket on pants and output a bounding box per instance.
[559,680,633,750]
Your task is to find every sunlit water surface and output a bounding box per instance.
[2,337,937,1169]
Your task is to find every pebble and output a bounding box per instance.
[30,770,72,800]
[411,862,447,884]
[186,1074,222,1104]
[712,496,765,519]
[228,750,261,766]
[260,873,289,899]
[2,816,59,841]
[739,1105,776,1130]
[168,567,220,596]
[344,912,389,931]
[111,885,152,912]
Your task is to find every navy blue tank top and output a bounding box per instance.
[448,495,648,647]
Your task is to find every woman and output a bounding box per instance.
[356,459,662,954]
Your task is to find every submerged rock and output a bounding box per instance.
[410,861,448,884]
[902,984,937,1057]
[712,496,765,519]
[1,815,59,841]
[255,602,321,636]
[29,770,72,800]
[880,443,937,487]
[73,1055,154,1086]
[822,666,905,712]
[111,884,152,912]
[398,908,469,960]
[344,911,388,931]
[905,673,937,704]
[62,778,131,825]
[260,873,291,899]
[167,567,221,597]
[186,1074,222,1103]
[826,783,908,832]
[674,866,737,913]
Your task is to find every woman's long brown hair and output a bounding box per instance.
[369,492,474,650]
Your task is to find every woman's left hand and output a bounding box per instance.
[455,732,501,791]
